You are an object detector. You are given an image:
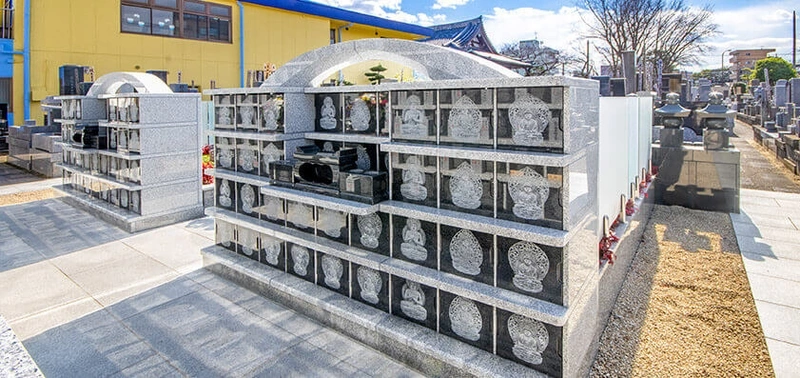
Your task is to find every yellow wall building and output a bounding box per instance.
[6,0,431,124]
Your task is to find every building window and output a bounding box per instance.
[330,29,336,45]
[120,0,231,43]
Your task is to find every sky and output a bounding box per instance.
[312,0,799,72]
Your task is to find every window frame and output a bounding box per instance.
[120,0,232,44]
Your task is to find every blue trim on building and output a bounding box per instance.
[241,0,434,37]
[0,39,14,78]
[238,1,246,87]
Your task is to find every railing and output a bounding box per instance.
[0,6,12,39]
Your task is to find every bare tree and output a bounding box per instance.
[581,0,718,73]
[500,41,573,76]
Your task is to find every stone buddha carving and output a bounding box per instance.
[449,297,482,341]
[129,131,140,152]
[400,95,427,136]
[129,100,139,123]
[321,255,343,289]
[319,96,337,130]
[508,241,549,293]
[449,162,482,209]
[291,245,310,276]
[262,98,280,131]
[217,222,234,248]
[449,229,482,275]
[218,179,232,207]
[400,281,427,321]
[357,213,382,248]
[400,218,427,261]
[508,314,549,365]
[262,236,281,266]
[509,93,551,146]
[262,195,284,221]
[239,228,257,257]
[240,184,255,214]
[508,167,550,220]
[448,95,481,139]
[218,144,233,169]
[217,106,231,125]
[318,208,346,238]
[350,97,371,131]
[262,143,282,173]
[357,266,381,305]
[400,156,427,201]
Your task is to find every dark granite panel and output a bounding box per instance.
[390,276,437,331]
[341,142,378,172]
[315,93,343,133]
[438,291,493,353]
[391,90,437,144]
[259,140,284,179]
[317,251,350,297]
[236,225,260,262]
[497,87,564,153]
[351,212,390,255]
[391,214,438,270]
[440,224,493,286]
[316,208,349,245]
[215,178,236,211]
[258,194,286,227]
[236,94,259,131]
[257,93,285,133]
[236,182,260,220]
[214,136,236,173]
[352,262,390,313]
[497,236,563,305]
[391,153,437,207]
[496,309,562,377]
[439,157,494,218]
[286,200,316,235]
[344,92,378,135]
[213,95,236,130]
[378,91,389,137]
[259,234,285,272]
[439,89,494,147]
[287,242,316,284]
[215,220,236,253]
[497,163,564,230]
[236,138,259,175]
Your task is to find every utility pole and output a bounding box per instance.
[793,10,796,69]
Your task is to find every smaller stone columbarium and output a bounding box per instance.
[55,72,203,232]
[203,39,601,378]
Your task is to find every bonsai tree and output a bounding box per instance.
[750,57,797,85]
[364,63,387,85]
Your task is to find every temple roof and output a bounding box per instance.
[419,16,498,54]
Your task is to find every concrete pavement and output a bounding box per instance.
[0,195,422,377]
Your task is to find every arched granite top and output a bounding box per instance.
[262,38,520,88]
[86,72,173,97]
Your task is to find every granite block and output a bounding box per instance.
[258,233,286,271]
[497,87,564,153]
[316,251,351,297]
[137,95,199,125]
[440,224,494,286]
[439,157,494,218]
[286,242,316,284]
[439,88,494,147]
[497,236,563,305]
[391,90,438,144]
[351,262,390,313]
[390,276,437,331]
[391,214,438,270]
[438,291,493,353]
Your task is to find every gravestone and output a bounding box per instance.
[202,39,602,378]
[789,78,800,105]
[697,79,711,102]
[611,78,626,97]
[775,79,788,107]
[592,76,611,96]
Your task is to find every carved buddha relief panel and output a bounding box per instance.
[257,93,284,133]
[391,90,437,143]
[236,226,259,262]
[497,163,564,230]
[236,138,259,174]
[317,252,349,296]
[344,92,376,134]
[286,201,315,234]
[259,234,284,269]
[237,94,259,130]
[216,178,235,209]
[352,212,389,254]
[496,87,563,152]
[215,220,236,252]
[214,137,236,173]
[440,89,493,146]
[438,291,493,352]
[440,225,494,286]
[497,236,562,305]
[497,308,561,376]
[317,208,348,244]
[236,182,259,220]
[391,215,437,270]
[287,243,315,283]
[259,141,284,179]
[315,93,342,132]
[353,263,390,312]
[391,153,437,207]
[258,194,285,226]
[439,157,494,217]
[391,276,437,330]
[213,95,235,129]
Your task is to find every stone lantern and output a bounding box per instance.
[696,91,735,150]
[654,92,690,147]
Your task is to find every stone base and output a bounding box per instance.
[55,185,204,233]
[652,146,740,213]
[202,245,546,378]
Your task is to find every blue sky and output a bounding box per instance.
[314,0,799,71]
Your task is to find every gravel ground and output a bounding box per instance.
[731,120,800,192]
[0,189,61,207]
[0,316,42,378]
[591,205,773,377]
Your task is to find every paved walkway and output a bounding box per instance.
[0,170,421,377]
[730,121,800,377]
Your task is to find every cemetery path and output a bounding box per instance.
[731,120,800,193]
[0,170,424,378]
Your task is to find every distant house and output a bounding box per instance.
[419,16,530,70]
[729,48,776,80]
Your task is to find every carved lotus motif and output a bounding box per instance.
[400,281,427,321]
[240,184,256,214]
[449,162,482,209]
[449,297,482,341]
[508,167,550,220]
[350,97,371,131]
[218,179,232,208]
[508,241,549,293]
[509,93,551,146]
[448,95,482,139]
[357,213,382,249]
[291,245,310,276]
[449,229,482,275]
[357,266,382,305]
[508,314,549,365]
[321,255,344,289]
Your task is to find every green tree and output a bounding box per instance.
[364,64,387,85]
[691,68,730,84]
[750,57,797,84]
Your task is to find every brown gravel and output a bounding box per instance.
[0,189,61,207]
[591,205,773,378]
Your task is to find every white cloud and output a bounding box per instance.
[432,0,470,11]
[484,7,591,53]
[312,0,446,27]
